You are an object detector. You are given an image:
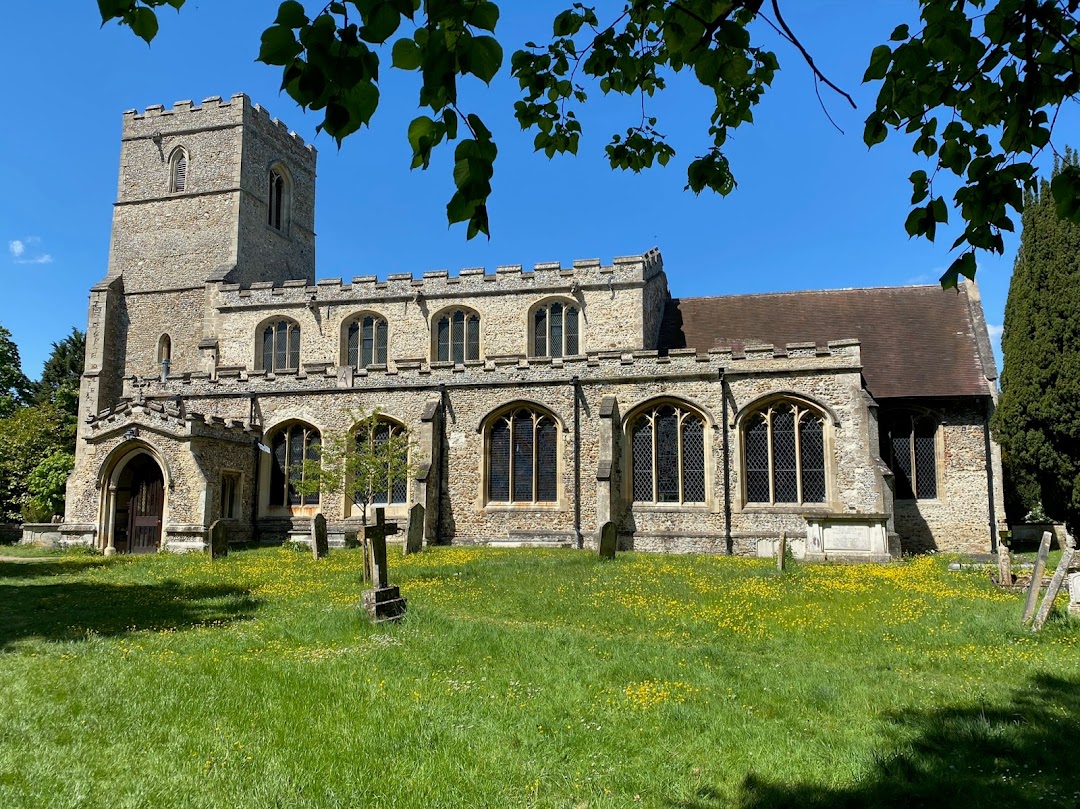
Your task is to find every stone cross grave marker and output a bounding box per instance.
[208,519,228,560]
[311,513,329,560]
[404,503,425,556]
[362,508,407,622]
[1022,531,1053,625]
[598,521,616,559]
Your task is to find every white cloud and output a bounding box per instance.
[987,323,1003,339]
[8,236,52,265]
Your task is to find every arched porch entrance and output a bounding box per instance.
[105,451,165,555]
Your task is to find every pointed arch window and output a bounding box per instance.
[629,402,707,504]
[260,319,300,372]
[169,148,188,193]
[880,412,938,500]
[354,419,409,506]
[157,334,172,365]
[347,315,388,369]
[435,309,480,363]
[532,300,580,357]
[268,423,320,507]
[743,401,827,504]
[268,166,289,231]
[487,407,559,504]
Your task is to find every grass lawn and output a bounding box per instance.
[0,546,1077,809]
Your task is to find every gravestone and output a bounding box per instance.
[1068,572,1080,616]
[311,513,328,560]
[1032,546,1076,631]
[361,508,407,622]
[598,521,616,559]
[404,503,425,556]
[997,541,1013,586]
[1022,531,1053,625]
[208,519,228,560]
[777,532,787,572]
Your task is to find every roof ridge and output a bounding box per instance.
[672,283,946,303]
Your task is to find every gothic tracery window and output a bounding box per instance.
[487,406,559,504]
[435,308,480,363]
[347,314,388,369]
[880,412,938,500]
[269,423,320,507]
[629,402,707,504]
[260,319,300,372]
[355,419,408,506]
[532,300,580,357]
[743,401,827,504]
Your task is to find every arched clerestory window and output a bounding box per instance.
[532,300,580,357]
[268,422,321,507]
[346,314,388,369]
[260,319,300,372]
[169,147,188,193]
[435,308,480,363]
[487,406,559,504]
[354,419,409,506]
[743,400,827,504]
[268,165,290,231]
[879,411,938,500]
[629,402,707,504]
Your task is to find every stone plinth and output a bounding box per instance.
[804,514,893,562]
[361,586,407,623]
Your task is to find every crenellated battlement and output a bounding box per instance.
[214,249,664,308]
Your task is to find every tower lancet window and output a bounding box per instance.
[169,148,188,193]
[268,166,289,231]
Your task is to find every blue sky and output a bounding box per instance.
[1,1,1069,377]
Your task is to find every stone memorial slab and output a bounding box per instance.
[311,513,328,560]
[208,519,228,560]
[598,521,616,559]
[404,503,425,556]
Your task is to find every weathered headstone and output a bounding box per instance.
[1032,546,1076,631]
[1068,572,1080,616]
[361,508,406,622]
[311,513,328,560]
[1022,531,1052,625]
[208,519,228,560]
[997,540,1013,587]
[777,532,787,572]
[598,521,616,559]
[404,503,425,556]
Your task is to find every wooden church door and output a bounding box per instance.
[126,456,164,554]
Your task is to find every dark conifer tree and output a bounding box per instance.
[993,149,1080,532]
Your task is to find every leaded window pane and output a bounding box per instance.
[800,416,826,503]
[303,432,320,505]
[270,431,287,506]
[262,326,274,373]
[565,307,579,355]
[536,418,558,502]
[772,407,798,502]
[655,407,680,502]
[288,325,300,371]
[361,317,375,368]
[891,429,914,500]
[275,321,288,371]
[452,310,465,364]
[550,303,563,358]
[437,317,449,362]
[534,308,547,357]
[745,416,770,502]
[375,319,388,365]
[913,419,937,499]
[287,426,304,505]
[489,418,510,501]
[370,423,390,503]
[512,410,535,501]
[347,322,359,369]
[632,418,654,502]
[466,314,480,361]
[682,416,706,502]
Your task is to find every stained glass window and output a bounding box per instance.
[487,407,559,503]
[743,401,827,504]
[628,402,707,504]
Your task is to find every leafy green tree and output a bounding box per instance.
[0,325,31,420]
[992,150,1080,532]
[35,328,85,418]
[100,0,1080,286]
[24,450,76,523]
[0,403,75,522]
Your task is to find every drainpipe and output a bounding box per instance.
[983,397,998,553]
[435,383,446,544]
[249,394,261,546]
[720,369,732,555]
[572,376,582,548]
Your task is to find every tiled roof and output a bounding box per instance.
[658,284,994,400]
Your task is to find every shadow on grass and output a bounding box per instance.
[0,559,112,579]
[671,673,1080,809]
[0,577,258,650]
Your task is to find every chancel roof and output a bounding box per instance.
[658,283,995,400]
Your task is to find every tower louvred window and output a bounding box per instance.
[629,402,707,504]
[742,401,828,505]
[487,407,559,504]
[169,148,188,193]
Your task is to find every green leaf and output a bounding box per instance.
[391,37,422,70]
[461,36,503,83]
[469,1,500,32]
[939,251,976,289]
[259,25,303,65]
[360,2,402,44]
[890,24,910,42]
[274,0,307,28]
[863,44,892,82]
[128,7,159,44]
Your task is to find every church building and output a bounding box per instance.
[59,94,1006,560]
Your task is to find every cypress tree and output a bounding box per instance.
[992,149,1080,533]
